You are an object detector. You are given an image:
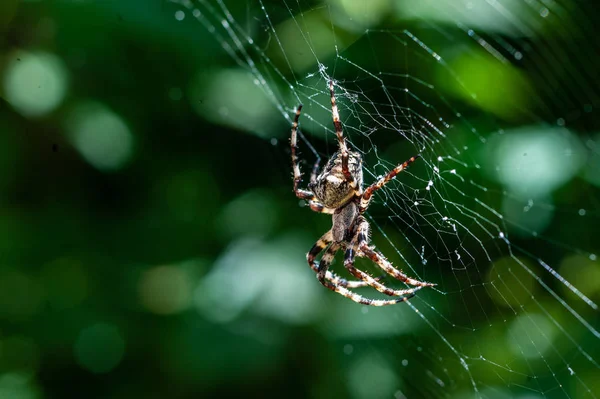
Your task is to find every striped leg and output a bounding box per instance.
[360,245,436,288]
[307,230,380,288]
[359,155,420,212]
[343,217,423,298]
[329,80,357,191]
[290,104,334,214]
[315,242,418,307]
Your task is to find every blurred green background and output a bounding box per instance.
[1,0,600,398]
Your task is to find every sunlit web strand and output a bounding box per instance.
[503,241,600,337]
[404,301,480,394]
[488,272,598,396]
[170,0,327,164]
[496,211,599,311]
[337,43,599,395]
[304,4,599,354]
[171,0,295,120]
[369,29,600,316]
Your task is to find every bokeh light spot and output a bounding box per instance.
[188,69,276,138]
[138,265,193,315]
[65,102,134,171]
[216,189,279,239]
[442,52,530,120]
[0,373,41,399]
[484,127,585,197]
[347,354,399,399]
[506,313,556,359]
[324,297,422,338]
[487,257,537,308]
[74,323,125,374]
[394,0,541,36]
[2,50,68,117]
[330,0,391,31]
[500,195,554,237]
[558,255,600,301]
[195,235,323,324]
[273,12,336,73]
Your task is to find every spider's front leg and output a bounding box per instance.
[329,80,358,191]
[290,104,313,201]
[359,154,420,212]
[290,104,334,214]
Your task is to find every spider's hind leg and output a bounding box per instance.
[342,217,424,298]
[307,230,381,288]
[314,238,415,306]
[360,244,436,288]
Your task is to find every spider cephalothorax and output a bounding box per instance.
[290,80,435,306]
[309,150,363,209]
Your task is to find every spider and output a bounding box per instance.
[290,80,435,306]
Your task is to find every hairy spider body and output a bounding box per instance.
[332,202,359,243]
[309,150,363,209]
[290,80,435,306]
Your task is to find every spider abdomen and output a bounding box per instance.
[309,151,363,208]
[332,202,359,242]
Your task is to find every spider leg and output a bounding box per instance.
[290,105,315,201]
[290,104,335,214]
[342,217,424,297]
[344,248,423,297]
[359,244,436,288]
[310,157,321,186]
[316,242,417,306]
[329,80,358,191]
[359,154,420,212]
[307,230,382,288]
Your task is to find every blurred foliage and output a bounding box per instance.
[0,0,600,398]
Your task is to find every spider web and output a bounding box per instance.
[170,0,600,397]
